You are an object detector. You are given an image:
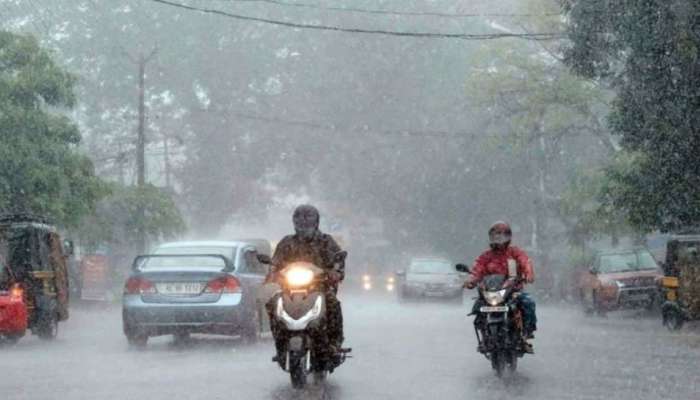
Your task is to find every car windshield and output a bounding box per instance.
[138,254,228,270]
[409,260,453,274]
[599,251,657,273]
[154,246,235,258]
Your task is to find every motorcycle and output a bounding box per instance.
[456,263,529,377]
[258,252,351,388]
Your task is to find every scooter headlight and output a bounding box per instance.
[483,289,506,306]
[283,265,315,287]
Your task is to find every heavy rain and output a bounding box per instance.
[1,0,699,399]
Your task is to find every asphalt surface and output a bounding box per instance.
[2,293,699,400]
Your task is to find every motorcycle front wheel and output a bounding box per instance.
[491,351,506,377]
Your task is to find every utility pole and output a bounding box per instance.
[163,132,171,189]
[124,46,158,254]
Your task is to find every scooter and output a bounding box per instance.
[258,252,351,388]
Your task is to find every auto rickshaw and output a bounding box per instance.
[660,235,700,330]
[0,214,70,342]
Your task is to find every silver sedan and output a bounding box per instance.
[122,241,270,347]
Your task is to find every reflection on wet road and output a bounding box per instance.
[2,295,699,399]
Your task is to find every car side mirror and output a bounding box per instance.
[395,270,405,277]
[456,263,470,273]
[257,254,272,265]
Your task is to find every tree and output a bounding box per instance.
[562,0,700,232]
[0,31,104,226]
[76,183,186,252]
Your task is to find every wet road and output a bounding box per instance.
[2,294,699,400]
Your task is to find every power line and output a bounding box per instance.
[149,0,564,41]
[193,108,478,138]
[211,0,562,19]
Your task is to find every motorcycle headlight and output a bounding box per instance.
[284,265,314,287]
[483,289,506,306]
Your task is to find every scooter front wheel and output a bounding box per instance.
[289,353,308,389]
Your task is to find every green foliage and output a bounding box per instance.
[563,0,700,233]
[77,183,186,252]
[0,31,104,226]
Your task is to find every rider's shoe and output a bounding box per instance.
[477,343,486,353]
[272,353,285,368]
[522,340,534,354]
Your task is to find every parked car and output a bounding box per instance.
[122,241,270,347]
[577,248,662,315]
[397,257,464,301]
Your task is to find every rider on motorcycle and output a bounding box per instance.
[266,204,345,363]
[465,221,537,352]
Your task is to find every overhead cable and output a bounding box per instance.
[149,0,564,41]
[212,0,562,19]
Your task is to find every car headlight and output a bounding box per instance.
[362,274,371,282]
[386,283,394,291]
[283,266,314,287]
[483,289,506,306]
[387,276,395,284]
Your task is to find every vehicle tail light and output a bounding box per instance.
[124,277,156,295]
[9,284,23,302]
[204,276,241,294]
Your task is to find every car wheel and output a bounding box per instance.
[592,291,608,317]
[581,290,594,316]
[242,307,261,344]
[1,333,23,345]
[127,332,148,349]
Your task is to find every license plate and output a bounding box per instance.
[480,306,508,312]
[156,282,203,295]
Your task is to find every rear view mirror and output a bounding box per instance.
[63,240,74,256]
[333,251,348,263]
[257,254,272,265]
[456,263,470,273]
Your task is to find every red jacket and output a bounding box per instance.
[468,245,534,287]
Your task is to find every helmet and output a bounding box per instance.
[488,221,512,249]
[293,204,320,240]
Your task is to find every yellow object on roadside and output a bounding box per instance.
[666,290,677,301]
[662,276,679,288]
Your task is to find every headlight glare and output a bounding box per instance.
[483,289,506,306]
[284,266,314,287]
